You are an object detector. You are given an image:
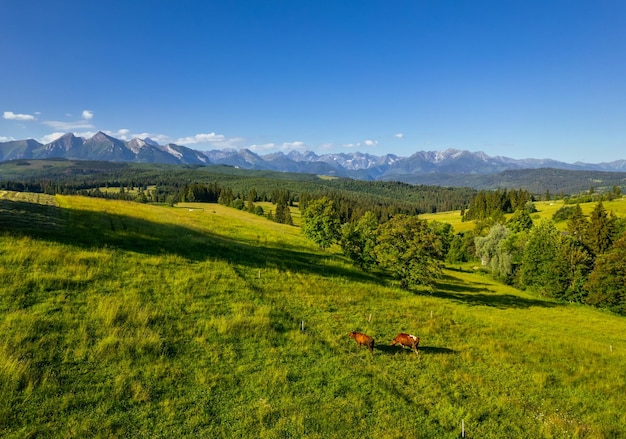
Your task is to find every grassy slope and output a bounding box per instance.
[1,192,625,438]
[420,197,626,233]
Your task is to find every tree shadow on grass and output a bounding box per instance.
[430,273,559,309]
[0,199,379,285]
[375,344,457,355]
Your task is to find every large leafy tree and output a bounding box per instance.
[374,215,442,290]
[506,208,533,233]
[520,219,560,295]
[474,223,526,284]
[301,197,341,249]
[585,235,626,314]
[340,211,378,270]
[446,231,476,264]
[475,223,511,277]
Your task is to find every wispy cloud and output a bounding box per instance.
[344,139,379,148]
[176,132,244,148]
[248,141,307,153]
[43,120,95,131]
[281,141,306,150]
[105,129,130,140]
[394,133,404,139]
[132,132,171,145]
[3,111,37,121]
[40,132,67,144]
[0,136,16,142]
[42,109,96,132]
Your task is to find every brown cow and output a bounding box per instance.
[349,331,374,354]
[391,333,420,354]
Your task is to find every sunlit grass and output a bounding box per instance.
[1,192,625,437]
[421,196,626,233]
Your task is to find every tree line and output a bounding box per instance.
[300,196,451,291]
[300,193,626,315]
[470,201,626,313]
[0,161,478,226]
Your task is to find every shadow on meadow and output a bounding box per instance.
[0,198,378,284]
[375,343,457,355]
[431,273,558,309]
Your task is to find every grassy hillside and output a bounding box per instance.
[420,197,626,233]
[1,192,626,438]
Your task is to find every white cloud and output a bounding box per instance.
[40,132,67,144]
[394,133,404,139]
[3,111,36,121]
[177,132,226,144]
[248,143,276,152]
[176,132,244,149]
[105,128,130,140]
[82,110,94,120]
[0,136,16,142]
[43,120,95,131]
[133,132,171,145]
[344,139,378,148]
[248,141,308,153]
[74,131,97,139]
[281,141,306,150]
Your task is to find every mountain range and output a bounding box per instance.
[2,132,625,185]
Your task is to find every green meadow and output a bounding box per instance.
[420,197,626,233]
[1,191,626,438]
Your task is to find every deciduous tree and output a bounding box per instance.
[520,219,560,295]
[374,215,442,290]
[340,211,378,270]
[301,197,340,249]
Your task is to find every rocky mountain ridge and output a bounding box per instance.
[1,132,625,182]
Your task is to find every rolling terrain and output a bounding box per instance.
[1,191,626,437]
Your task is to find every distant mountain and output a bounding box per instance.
[1,134,625,188]
[0,139,42,161]
[0,132,211,165]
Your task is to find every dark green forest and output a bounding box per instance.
[0,159,476,223]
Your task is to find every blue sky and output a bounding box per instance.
[1,1,625,163]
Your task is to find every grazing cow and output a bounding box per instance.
[391,333,420,354]
[349,331,374,354]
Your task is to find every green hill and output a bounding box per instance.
[1,191,625,437]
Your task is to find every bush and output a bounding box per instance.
[552,205,577,222]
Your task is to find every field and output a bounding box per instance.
[1,191,626,438]
[420,197,626,233]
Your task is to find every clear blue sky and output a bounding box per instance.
[1,1,625,163]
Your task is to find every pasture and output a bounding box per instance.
[420,197,626,233]
[1,191,626,438]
